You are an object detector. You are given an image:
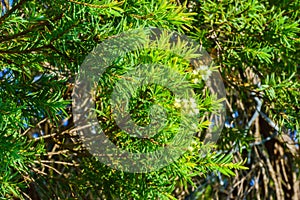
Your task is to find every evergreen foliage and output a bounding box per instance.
[0,0,299,199]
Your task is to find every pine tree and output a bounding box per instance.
[185,0,300,199]
[0,0,299,199]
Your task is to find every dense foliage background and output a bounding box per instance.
[0,0,299,199]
